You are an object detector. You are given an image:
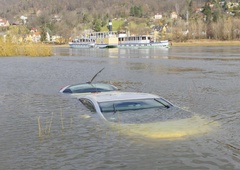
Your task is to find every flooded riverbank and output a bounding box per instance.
[172,39,240,47]
[1,46,240,169]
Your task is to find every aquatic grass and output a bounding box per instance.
[70,113,73,128]
[37,116,42,138]
[0,40,53,57]
[23,44,53,56]
[37,112,55,139]
[60,108,64,131]
[36,109,115,141]
[37,115,52,139]
[48,112,54,134]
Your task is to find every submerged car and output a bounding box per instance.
[59,82,118,96]
[78,92,218,139]
[59,68,119,96]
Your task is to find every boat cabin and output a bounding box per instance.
[118,35,152,44]
[89,31,118,39]
[72,38,95,44]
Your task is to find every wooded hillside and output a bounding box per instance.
[0,0,239,42]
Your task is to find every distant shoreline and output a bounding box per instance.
[52,39,240,48]
[172,39,240,46]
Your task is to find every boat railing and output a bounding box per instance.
[89,31,118,39]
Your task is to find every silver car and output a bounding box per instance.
[78,92,218,139]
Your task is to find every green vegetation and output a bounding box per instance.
[130,6,143,17]
[101,19,125,31]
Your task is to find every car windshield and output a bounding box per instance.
[97,98,193,124]
[69,83,117,93]
[102,106,193,124]
[99,98,172,113]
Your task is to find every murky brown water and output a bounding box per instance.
[1,46,240,169]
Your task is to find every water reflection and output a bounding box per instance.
[54,46,240,61]
[54,47,169,59]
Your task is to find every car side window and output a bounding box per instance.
[79,99,96,112]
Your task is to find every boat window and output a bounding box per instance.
[79,99,96,112]
[119,38,124,42]
[142,36,146,40]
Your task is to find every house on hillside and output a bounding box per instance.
[171,12,178,19]
[195,8,204,13]
[154,13,163,20]
[26,31,41,42]
[52,15,61,22]
[32,32,41,42]
[51,35,64,44]
[30,28,38,33]
[227,2,239,9]
[26,28,41,42]
[0,17,10,26]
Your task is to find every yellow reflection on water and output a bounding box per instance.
[111,114,219,140]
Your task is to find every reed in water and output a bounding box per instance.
[0,39,52,57]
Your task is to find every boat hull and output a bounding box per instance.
[95,44,118,48]
[118,41,169,49]
[69,42,95,48]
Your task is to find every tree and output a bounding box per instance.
[187,0,193,19]
[83,13,90,24]
[212,0,222,22]
[93,18,101,32]
[40,26,46,42]
[222,0,228,11]
[202,2,212,23]
[130,6,143,17]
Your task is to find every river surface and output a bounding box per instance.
[1,46,240,169]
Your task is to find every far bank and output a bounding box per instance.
[53,39,240,48]
[172,39,240,47]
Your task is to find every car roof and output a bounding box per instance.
[78,92,160,103]
[60,82,118,93]
[69,82,117,88]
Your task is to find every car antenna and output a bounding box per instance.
[87,67,105,84]
[113,104,116,114]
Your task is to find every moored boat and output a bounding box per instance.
[69,37,95,48]
[69,20,169,49]
[118,35,169,48]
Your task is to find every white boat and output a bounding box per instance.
[118,35,169,48]
[69,37,95,48]
[69,33,169,49]
[70,20,168,49]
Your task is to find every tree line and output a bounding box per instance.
[0,0,240,42]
